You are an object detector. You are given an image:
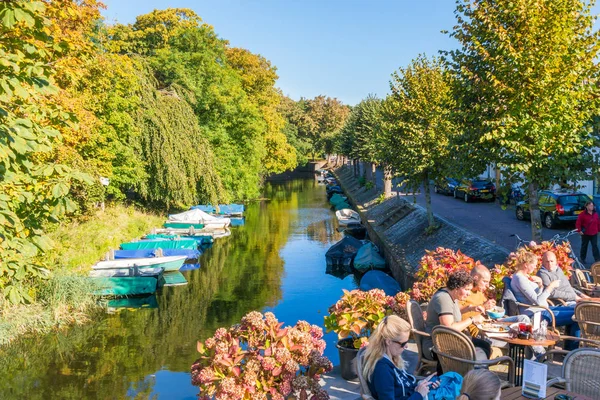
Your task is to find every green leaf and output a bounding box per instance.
[1,8,16,28]
[51,182,69,199]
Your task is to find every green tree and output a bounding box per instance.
[382,55,456,227]
[0,1,91,304]
[445,0,600,241]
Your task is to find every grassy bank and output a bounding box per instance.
[0,205,165,345]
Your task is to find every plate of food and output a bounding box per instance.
[477,323,510,337]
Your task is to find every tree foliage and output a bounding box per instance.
[445,0,600,240]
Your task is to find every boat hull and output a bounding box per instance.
[92,276,161,296]
[92,255,187,272]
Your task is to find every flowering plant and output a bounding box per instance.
[191,311,332,400]
[410,247,483,302]
[324,289,410,349]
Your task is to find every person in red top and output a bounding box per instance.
[576,200,600,263]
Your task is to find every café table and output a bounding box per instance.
[492,332,560,386]
[501,386,593,400]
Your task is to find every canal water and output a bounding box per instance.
[0,179,358,399]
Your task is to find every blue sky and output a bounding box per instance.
[99,1,596,106]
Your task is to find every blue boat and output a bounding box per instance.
[359,270,401,296]
[190,204,244,217]
[114,248,201,260]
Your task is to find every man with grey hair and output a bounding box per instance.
[537,251,589,304]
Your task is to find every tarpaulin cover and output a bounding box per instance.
[325,236,364,259]
[353,242,386,272]
[329,193,348,206]
[190,204,244,215]
[120,239,198,250]
[334,201,351,210]
[114,249,201,259]
[359,270,401,296]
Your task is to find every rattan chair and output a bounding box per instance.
[573,301,600,347]
[546,348,600,397]
[571,269,600,297]
[590,262,600,285]
[431,325,515,386]
[406,300,437,375]
[355,347,375,400]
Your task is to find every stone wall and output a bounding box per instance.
[333,166,509,291]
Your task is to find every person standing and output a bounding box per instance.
[576,200,600,263]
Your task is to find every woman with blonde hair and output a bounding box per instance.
[362,315,438,400]
[457,369,501,400]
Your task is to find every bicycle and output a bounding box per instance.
[510,233,535,250]
[548,229,586,270]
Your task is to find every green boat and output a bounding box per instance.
[92,255,188,272]
[120,240,198,250]
[163,222,205,229]
[163,271,188,287]
[144,233,180,240]
[92,277,163,296]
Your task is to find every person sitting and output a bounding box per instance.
[362,315,439,400]
[423,270,489,361]
[457,369,501,400]
[510,251,580,350]
[537,250,589,305]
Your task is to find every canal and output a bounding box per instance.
[0,179,358,399]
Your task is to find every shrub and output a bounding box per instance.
[191,311,332,400]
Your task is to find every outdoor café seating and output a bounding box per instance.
[571,269,600,297]
[406,300,437,375]
[545,348,600,398]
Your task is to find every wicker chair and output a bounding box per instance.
[431,325,515,385]
[591,262,600,285]
[500,276,557,332]
[546,348,600,397]
[571,269,600,297]
[355,347,375,400]
[406,300,437,375]
[573,301,600,347]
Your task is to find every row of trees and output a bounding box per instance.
[0,2,350,304]
[334,0,600,242]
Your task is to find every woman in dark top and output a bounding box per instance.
[362,315,438,400]
[576,200,600,263]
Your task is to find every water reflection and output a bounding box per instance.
[0,179,357,399]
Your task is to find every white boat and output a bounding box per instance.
[168,209,231,229]
[92,255,187,272]
[335,209,361,226]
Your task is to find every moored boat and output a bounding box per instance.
[168,209,231,229]
[89,267,165,296]
[335,209,360,225]
[113,248,201,261]
[353,242,386,272]
[163,222,205,230]
[92,255,187,272]
[325,236,364,272]
[120,239,198,251]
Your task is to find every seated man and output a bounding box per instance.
[537,251,589,305]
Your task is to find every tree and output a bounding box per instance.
[382,55,456,227]
[445,0,600,241]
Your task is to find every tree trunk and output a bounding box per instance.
[384,164,393,198]
[423,171,435,228]
[366,162,373,183]
[528,181,543,243]
[354,159,359,177]
[370,163,376,185]
[495,164,501,194]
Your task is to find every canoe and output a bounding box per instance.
[120,239,198,250]
[359,270,401,296]
[163,271,188,287]
[92,276,161,296]
[168,209,231,229]
[113,248,201,260]
[325,236,364,272]
[163,222,205,230]
[92,255,187,272]
[336,209,360,226]
[353,242,386,272]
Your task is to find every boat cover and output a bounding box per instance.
[326,185,342,193]
[353,242,386,272]
[325,236,364,271]
[359,270,401,296]
[114,249,201,259]
[334,201,351,211]
[329,193,348,206]
[191,204,245,215]
[120,239,198,250]
[168,209,231,225]
[191,205,216,213]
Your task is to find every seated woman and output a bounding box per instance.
[510,251,580,350]
[423,270,489,361]
[362,315,439,400]
[457,369,501,400]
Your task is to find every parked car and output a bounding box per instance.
[434,178,459,196]
[453,179,496,202]
[515,190,591,229]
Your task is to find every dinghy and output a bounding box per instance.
[325,236,364,272]
[120,239,198,251]
[353,242,386,272]
[168,209,231,229]
[92,255,187,272]
[90,267,165,296]
[335,209,360,226]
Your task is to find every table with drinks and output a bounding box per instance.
[485,321,559,386]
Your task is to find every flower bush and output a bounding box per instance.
[324,289,410,349]
[410,247,483,302]
[191,311,332,400]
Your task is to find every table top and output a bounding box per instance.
[578,297,600,303]
[492,331,560,347]
[501,386,593,400]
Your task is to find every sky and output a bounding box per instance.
[99,1,597,106]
